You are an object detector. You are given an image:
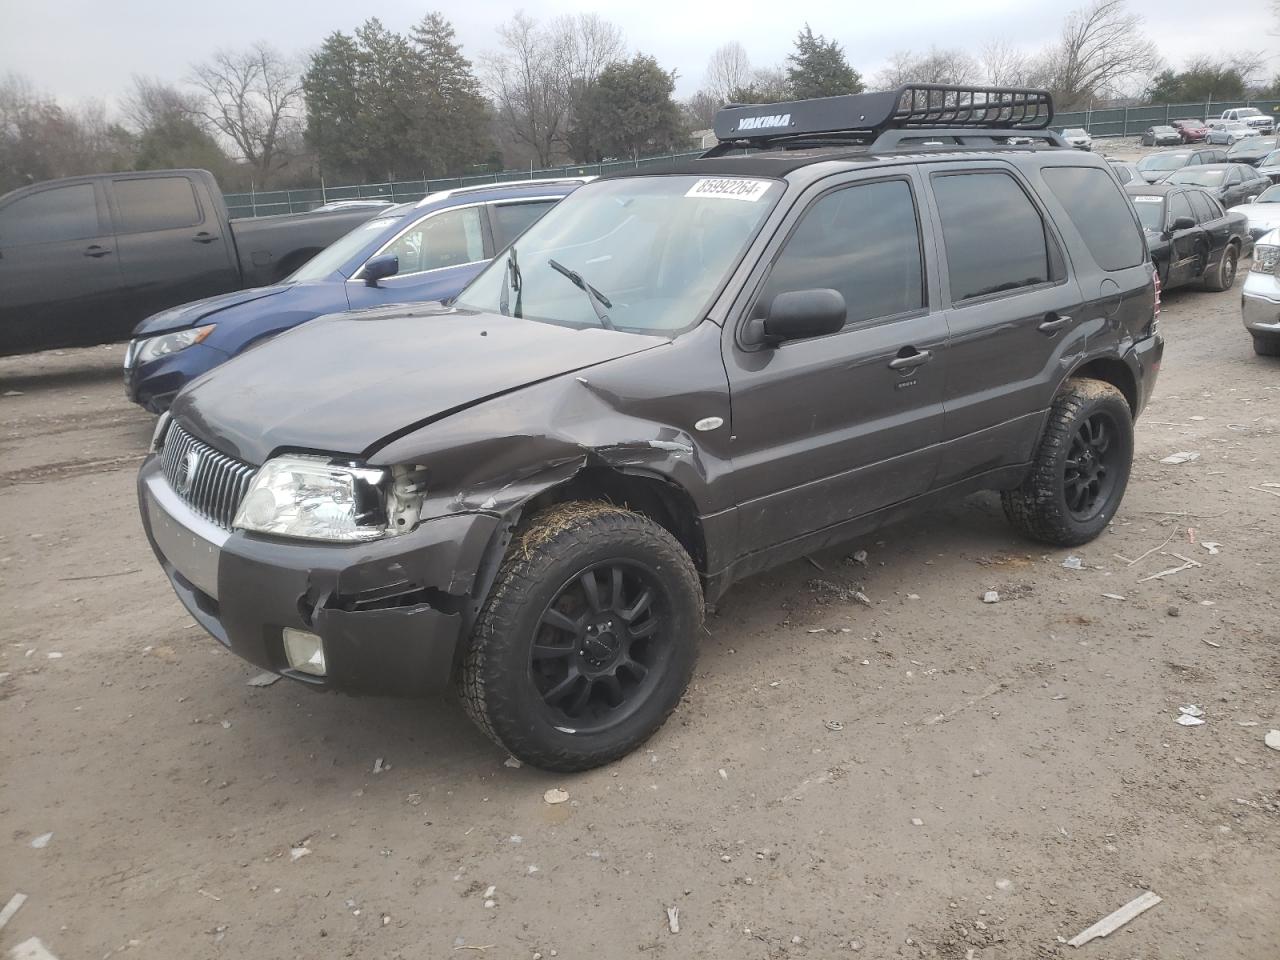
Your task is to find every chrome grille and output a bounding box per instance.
[159,421,258,530]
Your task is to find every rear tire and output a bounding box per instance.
[1253,333,1280,357]
[1002,378,1134,547]
[459,501,702,772]
[1203,244,1238,291]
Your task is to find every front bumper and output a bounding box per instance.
[1242,271,1280,336]
[125,342,231,414]
[137,456,502,695]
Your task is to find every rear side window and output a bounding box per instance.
[491,200,557,249]
[1041,167,1145,271]
[760,178,924,327]
[0,184,99,245]
[932,172,1050,302]
[113,177,201,233]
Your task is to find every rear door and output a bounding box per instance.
[108,174,240,340]
[724,170,948,550]
[344,202,493,309]
[1187,191,1233,269]
[0,179,121,353]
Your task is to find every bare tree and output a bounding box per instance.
[483,13,573,167]
[189,43,303,177]
[682,89,720,129]
[558,13,625,99]
[122,76,199,132]
[979,39,1031,87]
[876,48,979,90]
[1034,0,1159,108]
[704,42,752,104]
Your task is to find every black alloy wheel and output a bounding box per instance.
[1063,411,1122,521]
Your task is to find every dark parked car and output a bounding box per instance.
[1126,183,1251,290]
[1171,119,1208,143]
[124,179,586,412]
[138,84,1162,771]
[1141,125,1182,147]
[1226,135,1279,166]
[1135,146,1228,183]
[0,169,381,356]
[1163,163,1272,208]
[1107,159,1141,185]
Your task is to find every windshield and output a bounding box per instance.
[454,175,783,335]
[1235,108,1262,118]
[1064,128,1088,137]
[1130,195,1165,232]
[1256,185,1280,204]
[1152,126,1175,134]
[1168,169,1224,186]
[286,215,403,282]
[1229,137,1278,158]
[1138,153,1189,171]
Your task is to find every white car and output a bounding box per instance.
[1229,184,1280,244]
[1242,227,1280,356]
[1207,121,1261,145]
[1220,107,1275,134]
[1061,127,1093,150]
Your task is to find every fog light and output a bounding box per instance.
[282,628,326,676]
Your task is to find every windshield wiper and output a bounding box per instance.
[498,245,522,318]
[548,258,614,330]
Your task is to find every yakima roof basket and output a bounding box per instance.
[711,83,1055,146]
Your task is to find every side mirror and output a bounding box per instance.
[361,253,399,287]
[748,288,847,346]
[1246,195,1259,203]
[1169,216,1196,231]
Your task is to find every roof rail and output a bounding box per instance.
[416,175,596,207]
[707,83,1055,153]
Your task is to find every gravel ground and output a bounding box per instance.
[1,274,1277,960]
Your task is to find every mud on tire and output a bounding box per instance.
[1001,378,1134,547]
[459,501,703,772]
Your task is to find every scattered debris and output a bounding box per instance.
[1201,542,1221,555]
[803,555,826,572]
[851,591,872,607]
[995,878,1013,891]
[0,893,28,933]
[1179,705,1204,717]
[543,788,569,805]
[45,652,62,660]
[220,720,232,729]
[1061,556,1084,570]
[406,793,423,806]
[718,769,728,781]
[850,550,868,566]
[1101,593,1126,601]
[982,591,1000,604]
[1138,558,1200,582]
[1067,890,1162,947]
[1201,638,1221,648]
[911,818,924,826]
[198,889,222,902]
[372,757,387,774]
[1176,714,1205,727]
[824,720,845,732]
[1265,730,1280,752]
[1166,606,1180,617]
[246,672,280,687]
[29,832,52,849]
[1159,451,1200,465]
[666,905,680,933]
[503,757,522,769]
[290,845,311,861]
[10,937,61,960]
[1248,486,1280,499]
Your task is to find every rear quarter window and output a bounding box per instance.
[1041,167,1145,271]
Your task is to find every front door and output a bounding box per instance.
[109,174,240,341]
[345,203,493,309]
[0,180,122,354]
[724,173,947,553]
[1165,190,1207,286]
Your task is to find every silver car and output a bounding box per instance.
[1229,184,1280,244]
[1207,121,1261,145]
[1242,227,1280,356]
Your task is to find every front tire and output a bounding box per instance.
[1002,378,1134,547]
[460,501,702,772]
[1203,244,1238,291]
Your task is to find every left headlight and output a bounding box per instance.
[1253,243,1280,274]
[134,324,216,366]
[232,455,426,543]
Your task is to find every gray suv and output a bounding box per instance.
[138,85,1163,771]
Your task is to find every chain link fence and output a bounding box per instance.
[1055,98,1280,139]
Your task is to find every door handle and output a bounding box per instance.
[887,348,932,371]
[1038,313,1071,333]
[193,232,218,244]
[84,245,112,258]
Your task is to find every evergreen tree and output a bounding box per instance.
[786,25,863,99]
[302,31,365,180]
[409,12,492,177]
[578,55,685,161]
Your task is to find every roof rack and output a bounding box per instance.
[416,176,596,207]
[706,83,1055,155]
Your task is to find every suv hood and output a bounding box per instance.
[171,303,667,464]
[133,285,291,337]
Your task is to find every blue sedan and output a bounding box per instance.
[124,178,586,412]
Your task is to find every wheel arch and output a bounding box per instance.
[1063,356,1138,417]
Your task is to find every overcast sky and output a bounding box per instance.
[2,0,1274,110]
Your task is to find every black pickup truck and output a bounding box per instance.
[0,169,380,355]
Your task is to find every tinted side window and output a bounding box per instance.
[0,184,99,245]
[113,177,201,233]
[1168,192,1194,225]
[759,179,923,327]
[932,172,1050,301]
[1187,190,1217,223]
[1041,167,1145,271]
[1112,165,1133,184]
[491,200,557,248]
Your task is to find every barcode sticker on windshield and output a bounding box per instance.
[1132,195,1163,203]
[685,178,771,202]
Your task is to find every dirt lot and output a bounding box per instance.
[2,274,1278,960]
